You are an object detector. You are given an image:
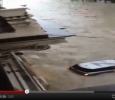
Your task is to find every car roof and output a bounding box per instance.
[79,59,115,69]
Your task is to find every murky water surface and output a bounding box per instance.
[3,0,115,90]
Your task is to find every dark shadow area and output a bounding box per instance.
[70,84,115,91]
[0,16,15,33]
[0,63,14,90]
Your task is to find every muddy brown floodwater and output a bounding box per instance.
[3,0,115,90]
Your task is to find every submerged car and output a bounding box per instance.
[69,59,115,76]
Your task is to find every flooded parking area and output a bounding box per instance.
[3,0,115,90]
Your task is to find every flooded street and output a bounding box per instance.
[3,0,115,90]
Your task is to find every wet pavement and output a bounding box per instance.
[3,0,115,90]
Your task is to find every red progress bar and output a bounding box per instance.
[0,90,24,94]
